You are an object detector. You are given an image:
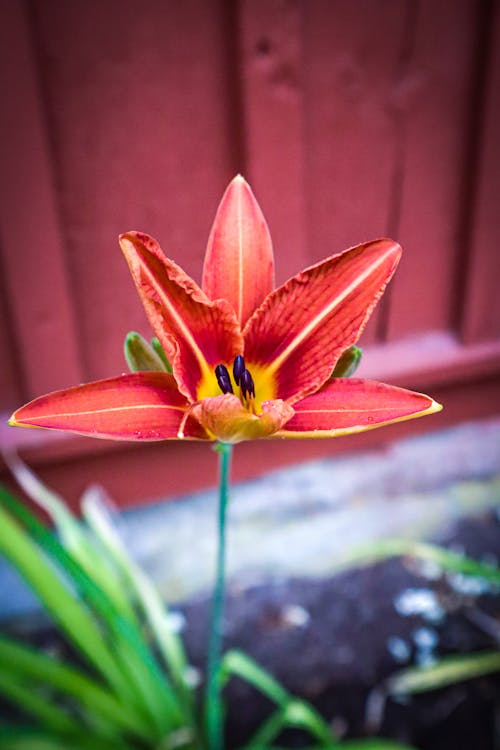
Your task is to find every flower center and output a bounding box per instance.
[196,356,276,411]
[215,356,256,408]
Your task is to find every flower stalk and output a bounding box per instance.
[205,442,233,750]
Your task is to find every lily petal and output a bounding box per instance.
[9,373,208,441]
[244,239,401,403]
[120,232,243,402]
[275,378,442,438]
[191,394,294,444]
[202,175,275,326]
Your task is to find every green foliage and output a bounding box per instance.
[3,460,495,748]
[1,460,408,749]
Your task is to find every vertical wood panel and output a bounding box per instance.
[238,0,308,284]
[386,0,478,340]
[302,0,407,344]
[461,0,500,343]
[0,269,21,409]
[0,0,83,400]
[33,0,236,382]
[0,0,498,504]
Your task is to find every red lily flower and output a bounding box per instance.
[9,177,441,443]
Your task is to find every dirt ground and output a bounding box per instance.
[181,512,500,749]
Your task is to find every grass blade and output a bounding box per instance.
[0,636,151,739]
[0,485,185,735]
[338,742,417,749]
[0,500,125,696]
[387,650,500,695]
[338,540,500,585]
[221,650,289,706]
[0,727,135,750]
[222,651,337,749]
[0,671,80,734]
[5,455,138,623]
[81,487,190,689]
[241,702,338,750]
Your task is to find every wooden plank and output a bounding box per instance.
[358,331,500,390]
[301,0,408,344]
[0,288,21,410]
[461,0,500,343]
[386,0,479,340]
[32,0,235,382]
[0,0,83,401]
[237,0,309,284]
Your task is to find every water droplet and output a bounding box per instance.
[412,626,439,649]
[386,635,411,663]
[282,604,310,628]
[166,611,186,633]
[393,587,446,624]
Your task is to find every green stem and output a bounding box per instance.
[205,442,233,750]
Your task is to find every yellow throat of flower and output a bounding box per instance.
[196,358,277,413]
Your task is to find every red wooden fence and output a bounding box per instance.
[1,0,499,507]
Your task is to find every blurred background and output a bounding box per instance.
[1,2,500,747]
[0,0,499,506]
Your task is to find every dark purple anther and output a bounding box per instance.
[240,368,255,400]
[215,364,233,394]
[233,355,245,385]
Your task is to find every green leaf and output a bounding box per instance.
[387,650,500,695]
[124,331,168,372]
[0,671,79,734]
[5,463,184,731]
[336,539,500,586]
[0,636,150,740]
[0,728,135,750]
[338,742,417,750]
[331,346,362,378]
[241,701,338,749]
[5,456,138,624]
[267,746,415,750]
[81,491,192,707]
[0,487,181,737]
[0,497,126,697]
[221,650,289,707]
[222,651,337,749]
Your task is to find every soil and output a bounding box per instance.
[182,511,500,750]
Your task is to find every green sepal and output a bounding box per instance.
[124,332,167,373]
[151,337,173,372]
[331,346,362,378]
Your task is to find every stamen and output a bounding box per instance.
[240,368,255,400]
[233,355,245,385]
[215,364,233,394]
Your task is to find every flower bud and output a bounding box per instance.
[124,332,168,372]
[331,346,362,378]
